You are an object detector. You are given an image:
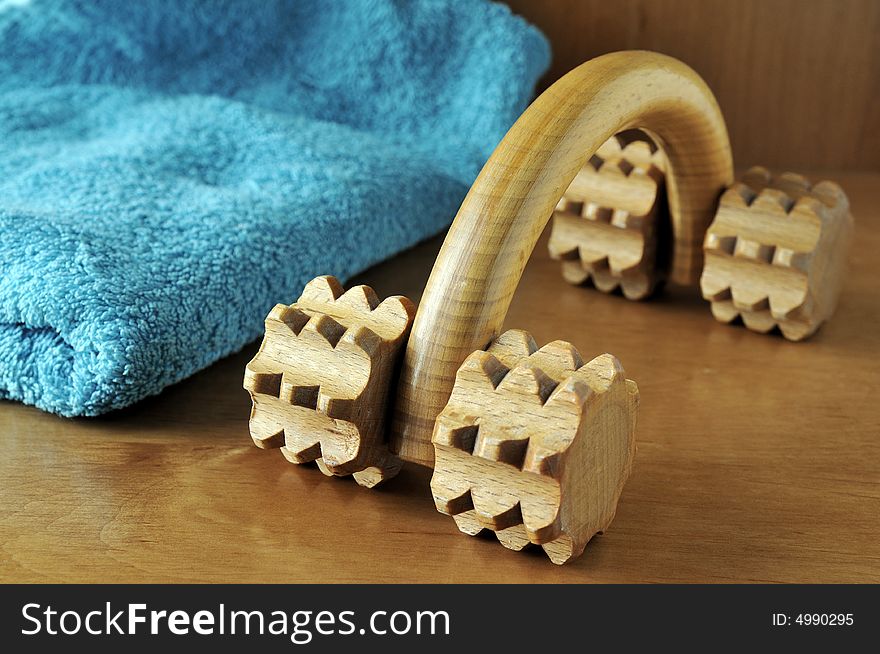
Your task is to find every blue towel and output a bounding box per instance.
[0,0,549,416]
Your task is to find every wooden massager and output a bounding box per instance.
[243,52,853,564]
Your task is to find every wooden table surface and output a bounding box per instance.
[1,172,878,583]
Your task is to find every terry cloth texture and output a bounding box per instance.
[0,0,550,416]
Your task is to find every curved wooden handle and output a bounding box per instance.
[391,51,734,466]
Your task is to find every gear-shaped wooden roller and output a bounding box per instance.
[243,275,414,487]
[430,330,638,564]
[699,167,853,341]
[548,129,669,300]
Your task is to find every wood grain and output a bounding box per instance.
[548,131,668,299]
[701,168,853,340]
[391,51,733,466]
[243,276,415,487]
[0,173,877,583]
[504,0,880,171]
[431,330,638,564]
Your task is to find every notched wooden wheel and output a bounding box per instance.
[243,276,414,487]
[430,330,639,564]
[548,130,669,300]
[700,167,853,341]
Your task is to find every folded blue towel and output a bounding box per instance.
[0,0,549,416]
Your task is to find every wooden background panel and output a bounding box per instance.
[504,0,880,171]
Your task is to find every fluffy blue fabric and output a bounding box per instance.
[0,0,549,416]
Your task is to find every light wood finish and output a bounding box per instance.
[504,0,880,171]
[549,131,668,299]
[701,168,853,341]
[431,330,638,564]
[392,51,733,466]
[0,172,878,582]
[243,276,414,487]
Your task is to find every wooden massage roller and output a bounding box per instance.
[243,52,852,564]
